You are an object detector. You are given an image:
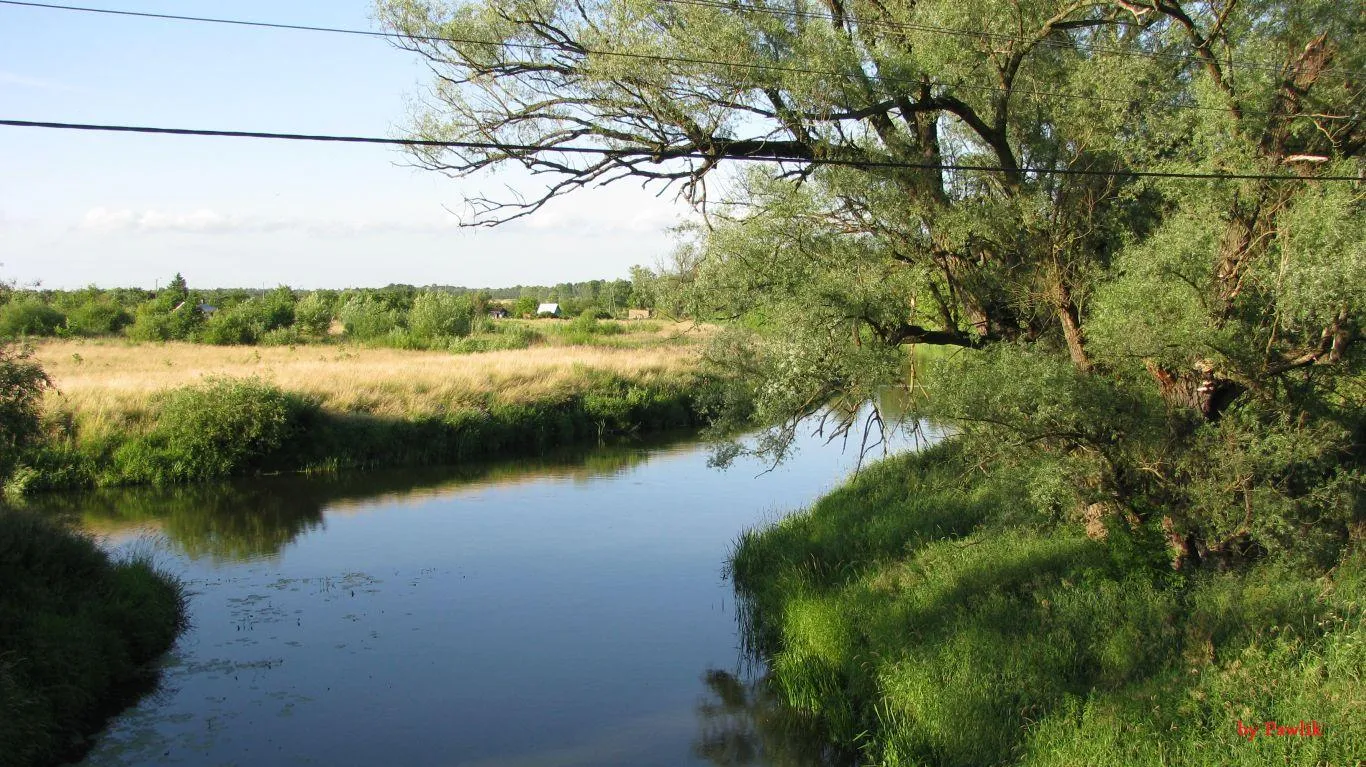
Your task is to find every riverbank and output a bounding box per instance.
[730,442,1363,766]
[0,509,187,767]
[9,341,712,493]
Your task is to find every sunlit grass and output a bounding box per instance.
[731,444,1365,766]
[33,337,702,435]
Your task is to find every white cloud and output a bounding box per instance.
[136,208,241,233]
[79,207,138,232]
[76,207,464,236]
[512,193,684,234]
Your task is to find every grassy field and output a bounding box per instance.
[12,331,712,493]
[32,327,702,431]
[731,443,1364,766]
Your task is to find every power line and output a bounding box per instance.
[0,0,1349,121]
[2,118,1358,182]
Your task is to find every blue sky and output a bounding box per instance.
[0,0,686,289]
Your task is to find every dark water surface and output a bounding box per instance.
[38,429,917,767]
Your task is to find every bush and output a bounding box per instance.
[293,292,335,336]
[408,291,474,341]
[0,301,65,338]
[118,378,314,483]
[338,296,399,340]
[259,326,304,346]
[513,296,538,318]
[63,301,131,337]
[0,344,50,481]
[259,286,296,331]
[197,303,264,345]
[124,303,202,342]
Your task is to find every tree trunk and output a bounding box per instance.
[1144,361,1244,421]
[1055,292,1091,373]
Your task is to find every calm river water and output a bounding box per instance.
[38,427,920,767]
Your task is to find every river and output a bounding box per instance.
[35,425,925,766]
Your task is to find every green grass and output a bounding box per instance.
[731,443,1364,766]
[0,509,187,766]
[12,372,715,493]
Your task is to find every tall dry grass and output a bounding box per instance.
[33,339,701,436]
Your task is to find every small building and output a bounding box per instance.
[487,306,510,319]
[627,308,652,320]
[536,303,562,317]
[171,301,217,315]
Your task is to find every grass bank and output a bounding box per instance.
[0,509,187,767]
[731,442,1363,766]
[11,340,712,493]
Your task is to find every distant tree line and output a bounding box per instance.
[0,269,662,348]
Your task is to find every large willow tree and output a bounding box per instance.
[378,0,1363,567]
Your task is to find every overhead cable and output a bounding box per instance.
[0,0,1352,121]
[2,119,1358,182]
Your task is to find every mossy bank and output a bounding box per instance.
[0,510,187,767]
[10,371,714,494]
[731,442,1364,766]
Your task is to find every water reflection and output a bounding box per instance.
[694,669,852,767]
[21,434,691,562]
[23,420,915,767]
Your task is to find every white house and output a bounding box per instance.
[536,303,562,317]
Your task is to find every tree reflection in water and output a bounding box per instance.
[20,434,690,562]
[694,667,854,767]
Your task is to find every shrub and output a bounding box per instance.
[259,286,296,331]
[0,301,65,338]
[408,291,474,341]
[512,296,538,317]
[124,303,202,342]
[338,296,399,340]
[197,303,264,345]
[122,378,313,483]
[293,292,335,336]
[553,311,627,344]
[0,344,50,481]
[63,300,131,337]
[259,326,304,346]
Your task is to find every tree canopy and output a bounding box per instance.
[378,0,1363,567]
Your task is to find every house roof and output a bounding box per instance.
[536,303,561,314]
[171,301,217,313]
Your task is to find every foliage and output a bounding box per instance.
[0,277,658,352]
[293,291,336,336]
[731,446,1365,766]
[197,302,264,345]
[14,346,707,491]
[0,509,186,767]
[374,0,1363,566]
[0,343,50,481]
[63,299,131,337]
[338,295,401,340]
[512,296,538,318]
[115,378,315,484]
[124,275,206,342]
[408,290,475,340]
[258,285,297,331]
[0,300,65,338]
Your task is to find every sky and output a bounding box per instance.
[0,0,690,289]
